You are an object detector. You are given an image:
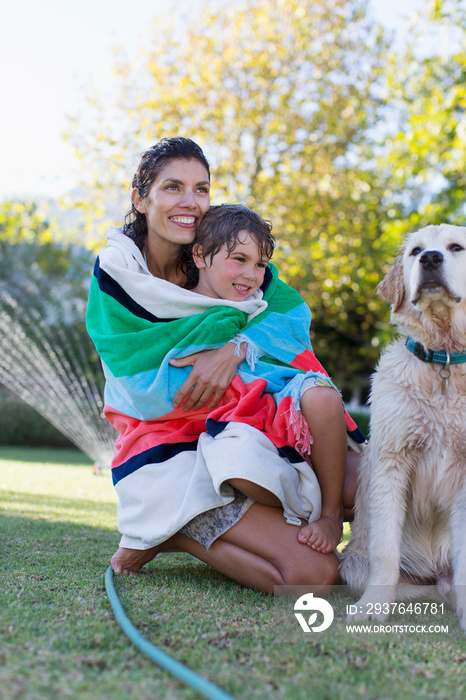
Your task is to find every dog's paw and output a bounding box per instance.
[458,605,466,635]
[454,586,466,634]
[460,614,466,635]
[436,578,452,598]
[346,586,395,623]
[339,553,370,591]
[436,566,453,598]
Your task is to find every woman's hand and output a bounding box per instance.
[169,342,247,410]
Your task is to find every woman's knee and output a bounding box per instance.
[281,550,340,588]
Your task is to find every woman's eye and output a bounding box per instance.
[196,186,210,194]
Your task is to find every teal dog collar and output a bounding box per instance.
[405,337,466,365]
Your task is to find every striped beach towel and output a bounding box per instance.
[86,228,365,548]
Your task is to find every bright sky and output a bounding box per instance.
[1,0,422,201]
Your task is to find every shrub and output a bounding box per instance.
[0,390,73,448]
[348,409,370,439]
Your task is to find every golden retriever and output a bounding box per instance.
[340,224,466,632]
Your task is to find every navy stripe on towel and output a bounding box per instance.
[206,419,304,464]
[94,258,175,323]
[277,444,305,464]
[112,440,198,485]
[260,265,273,294]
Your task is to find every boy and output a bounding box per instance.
[190,204,348,554]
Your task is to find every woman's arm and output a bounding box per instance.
[170,341,247,410]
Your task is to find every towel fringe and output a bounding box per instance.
[285,401,314,457]
[229,335,262,372]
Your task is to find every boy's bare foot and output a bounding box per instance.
[298,514,343,554]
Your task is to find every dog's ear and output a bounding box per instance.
[377,246,406,311]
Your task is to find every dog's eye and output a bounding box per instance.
[448,243,464,252]
[410,247,422,256]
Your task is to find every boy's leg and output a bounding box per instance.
[213,502,340,591]
[343,449,360,521]
[298,386,347,553]
[227,478,282,507]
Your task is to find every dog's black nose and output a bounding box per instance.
[420,250,443,269]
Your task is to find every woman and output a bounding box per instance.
[87,137,362,592]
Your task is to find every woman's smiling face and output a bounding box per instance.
[132,158,211,249]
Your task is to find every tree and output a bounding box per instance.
[66,0,398,391]
[0,199,49,245]
[0,198,115,464]
[0,198,97,382]
[380,0,466,230]
[0,199,92,297]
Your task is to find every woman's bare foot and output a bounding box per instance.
[111,531,184,574]
[110,546,162,575]
[297,514,343,554]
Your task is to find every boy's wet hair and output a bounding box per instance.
[194,204,275,265]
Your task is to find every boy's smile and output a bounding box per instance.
[193,230,269,301]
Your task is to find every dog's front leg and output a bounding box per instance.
[347,454,411,623]
[450,474,466,633]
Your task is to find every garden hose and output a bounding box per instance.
[105,566,236,700]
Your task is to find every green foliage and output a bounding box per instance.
[1,2,464,396]
[64,0,399,389]
[0,200,110,461]
[61,0,466,389]
[379,0,466,228]
[0,198,93,291]
[0,391,74,448]
[347,409,370,438]
[0,200,49,244]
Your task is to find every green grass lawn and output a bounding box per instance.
[0,446,465,700]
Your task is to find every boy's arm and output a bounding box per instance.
[235,264,367,447]
[234,263,325,372]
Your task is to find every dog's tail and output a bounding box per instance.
[338,545,369,592]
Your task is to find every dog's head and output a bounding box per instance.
[377,224,466,346]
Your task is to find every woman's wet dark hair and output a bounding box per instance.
[123,137,210,253]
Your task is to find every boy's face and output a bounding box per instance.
[193,230,269,301]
